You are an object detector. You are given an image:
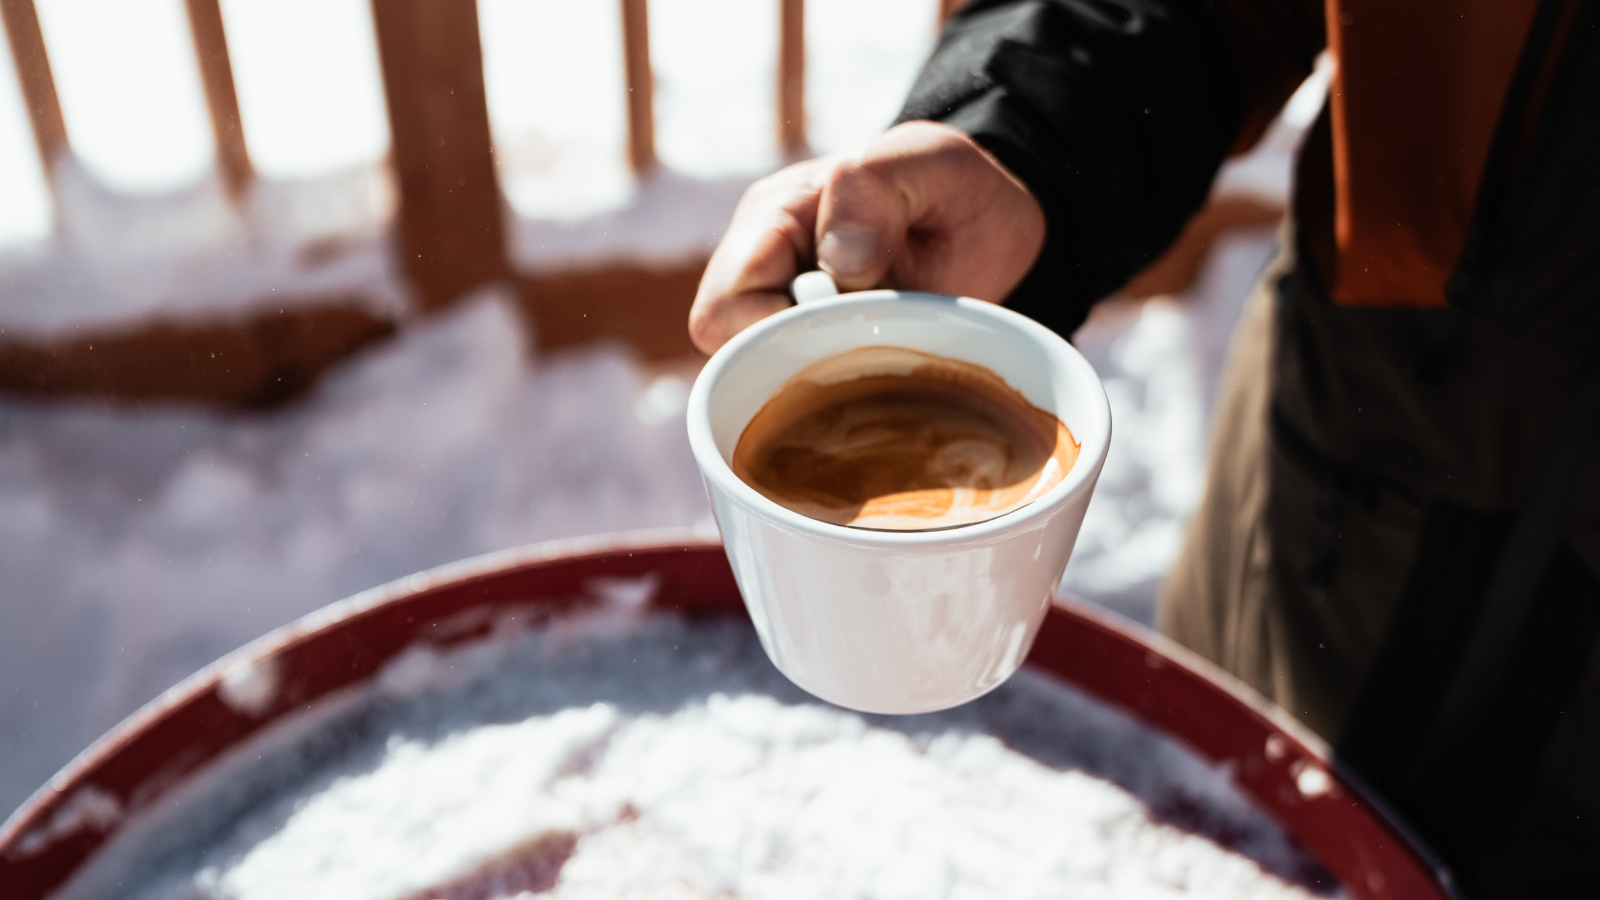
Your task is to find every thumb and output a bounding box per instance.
[814,158,910,292]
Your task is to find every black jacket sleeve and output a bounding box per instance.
[895,0,1247,338]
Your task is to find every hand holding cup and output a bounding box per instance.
[688,121,1047,354]
[686,121,1100,715]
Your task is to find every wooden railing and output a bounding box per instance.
[0,0,966,406]
[4,0,957,302]
[0,0,1276,407]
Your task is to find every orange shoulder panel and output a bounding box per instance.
[1323,0,1540,308]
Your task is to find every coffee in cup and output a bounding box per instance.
[687,289,1110,713]
[731,346,1079,530]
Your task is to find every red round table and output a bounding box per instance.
[0,532,1452,900]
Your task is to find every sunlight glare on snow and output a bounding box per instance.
[217,0,390,180]
[1210,52,1329,206]
[650,0,779,177]
[478,0,633,220]
[0,13,53,246]
[806,0,939,154]
[34,0,214,194]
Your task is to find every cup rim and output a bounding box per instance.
[686,290,1112,545]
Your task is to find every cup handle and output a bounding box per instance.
[790,270,840,305]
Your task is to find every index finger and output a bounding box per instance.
[689,160,828,355]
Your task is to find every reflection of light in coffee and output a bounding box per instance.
[733,347,1078,530]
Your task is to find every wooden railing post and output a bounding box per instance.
[777,0,806,158]
[183,0,253,201]
[619,0,655,174]
[369,0,508,312]
[0,0,66,176]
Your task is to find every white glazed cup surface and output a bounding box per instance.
[687,291,1111,713]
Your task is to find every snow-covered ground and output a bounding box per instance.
[1063,228,1278,624]
[0,291,711,814]
[0,4,1325,819]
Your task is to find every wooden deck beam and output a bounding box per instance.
[777,0,806,158]
[183,0,254,201]
[369,0,509,312]
[0,0,67,174]
[619,0,655,174]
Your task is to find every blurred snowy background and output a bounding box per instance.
[0,0,1324,816]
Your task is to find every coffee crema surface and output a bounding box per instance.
[732,346,1079,530]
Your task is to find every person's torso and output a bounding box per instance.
[1282,0,1600,534]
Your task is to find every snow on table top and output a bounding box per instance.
[54,604,1337,900]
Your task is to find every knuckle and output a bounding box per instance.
[823,158,893,206]
[819,158,859,192]
[747,157,823,199]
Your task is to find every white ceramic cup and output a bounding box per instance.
[687,286,1110,714]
